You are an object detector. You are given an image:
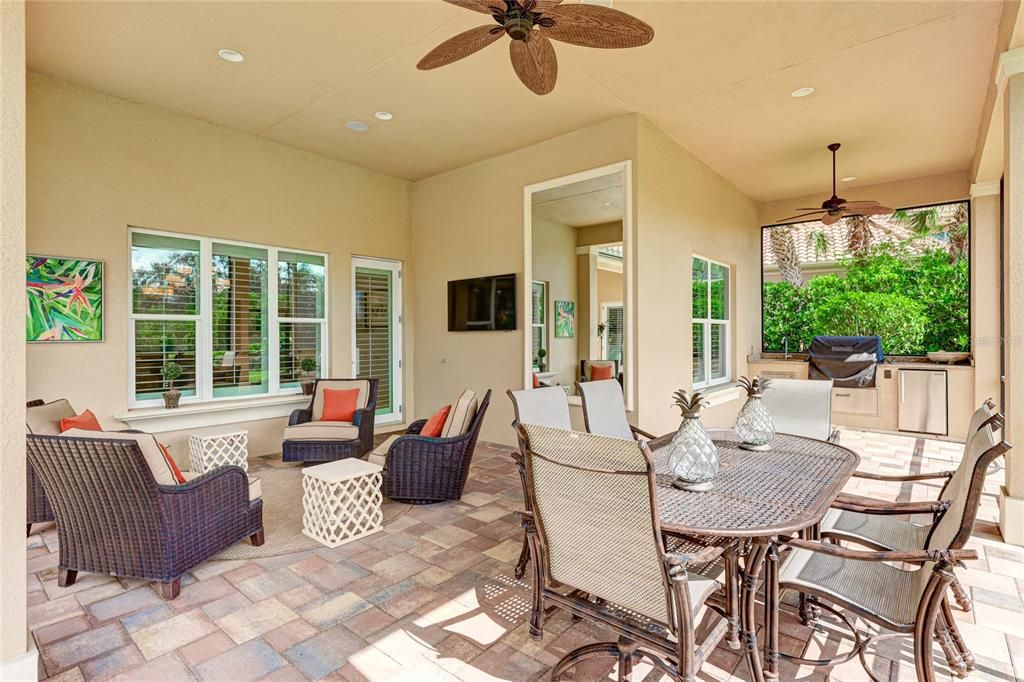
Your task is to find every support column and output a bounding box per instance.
[999,51,1024,546]
[969,183,1001,420]
[0,0,33,678]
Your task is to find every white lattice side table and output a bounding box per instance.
[188,430,249,474]
[302,459,384,548]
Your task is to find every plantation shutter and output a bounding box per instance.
[278,251,326,388]
[354,266,394,414]
[212,243,269,398]
[605,305,624,363]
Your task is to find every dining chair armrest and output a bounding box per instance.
[832,492,950,516]
[851,469,955,483]
[663,544,724,568]
[630,425,657,440]
[780,537,978,565]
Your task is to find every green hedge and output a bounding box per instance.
[762,243,968,355]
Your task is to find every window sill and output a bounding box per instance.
[700,382,743,407]
[115,395,309,433]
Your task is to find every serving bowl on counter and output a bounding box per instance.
[926,351,971,364]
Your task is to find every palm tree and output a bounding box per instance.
[845,215,872,257]
[768,225,804,287]
[806,228,831,260]
[891,203,969,261]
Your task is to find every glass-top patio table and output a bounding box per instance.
[648,429,860,681]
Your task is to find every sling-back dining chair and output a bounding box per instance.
[575,379,655,441]
[759,377,840,442]
[517,423,728,681]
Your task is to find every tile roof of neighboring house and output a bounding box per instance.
[762,207,960,268]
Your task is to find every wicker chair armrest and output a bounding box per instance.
[832,492,949,516]
[289,408,313,426]
[385,431,467,467]
[113,429,146,434]
[630,425,657,440]
[852,469,955,482]
[406,419,429,435]
[780,537,978,565]
[158,465,255,556]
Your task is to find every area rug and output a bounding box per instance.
[212,465,410,560]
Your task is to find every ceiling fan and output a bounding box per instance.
[417,0,654,95]
[779,143,893,225]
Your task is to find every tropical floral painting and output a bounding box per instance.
[554,300,575,338]
[26,256,103,342]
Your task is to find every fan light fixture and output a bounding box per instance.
[790,87,815,98]
[218,49,245,63]
[777,143,892,225]
[346,121,369,132]
[417,0,654,95]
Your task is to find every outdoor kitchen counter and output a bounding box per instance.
[746,358,976,440]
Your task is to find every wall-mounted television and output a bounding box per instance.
[447,273,517,332]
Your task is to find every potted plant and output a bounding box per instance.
[300,357,318,396]
[536,348,548,373]
[161,361,182,409]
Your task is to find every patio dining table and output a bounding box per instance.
[648,429,860,681]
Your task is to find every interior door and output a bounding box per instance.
[352,257,403,424]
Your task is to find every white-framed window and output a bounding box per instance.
[531,280,548,370]
[601,302,624,364]
[692,255,730,389]
[129,227,328,407]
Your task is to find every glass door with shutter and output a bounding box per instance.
[352,258,403,424]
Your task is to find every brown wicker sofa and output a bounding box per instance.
[27,431,264,599]
[283,378,378,463]
[369,389,491,504]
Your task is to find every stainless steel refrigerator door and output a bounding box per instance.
[898,369,948,435]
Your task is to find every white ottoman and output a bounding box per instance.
[302,459,384,548]
[188,430,249,474]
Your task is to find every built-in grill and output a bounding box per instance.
[808,335,884,388]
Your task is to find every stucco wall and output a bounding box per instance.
[26,74,414,462]
[1,0,28,666]
[531,215,577,386]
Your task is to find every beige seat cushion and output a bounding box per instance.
[26,399,77,435]
[61,428,179,487]
[367,434,401,467]
[311,380,371,421]
[183,471,261,502]
[441,390,478,438]
[283,421,359,441]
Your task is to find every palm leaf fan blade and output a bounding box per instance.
[509,33,558,95]
[442,0,508,15]
[418,25,505,70]
[540,5,653,48]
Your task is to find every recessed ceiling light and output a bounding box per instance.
[346,121,369,132]
[791,86,815,98]
[374,111,394,121]
[841,176,857,182]
[218,48,245,63]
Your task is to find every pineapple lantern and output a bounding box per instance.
[735,376,775,451]
[666,389,719,492]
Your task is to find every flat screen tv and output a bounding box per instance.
[447,273,517,332]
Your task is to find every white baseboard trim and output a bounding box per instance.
[0,634,38,681]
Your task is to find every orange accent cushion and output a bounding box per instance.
[158,443,186,484]
[422,405,452,438]
[532,373,541,388]
[590,364,614,381]
[60,409,102,433]
[321,388,360,422]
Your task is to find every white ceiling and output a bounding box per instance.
[532,171,623,225]
[26,0,1005,201]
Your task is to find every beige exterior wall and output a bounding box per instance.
[0,0,29,669]
[634,119,760,434]
[530,215,577,386]
[411,115,639,445]
[26,74,414,463]
[971,191,1002,411]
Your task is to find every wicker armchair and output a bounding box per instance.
[370,390,491,504]
[25,398,77,535]
[283,378,378,463]
[821,400,999,615]
[778,426,1011,681]
[576,379,656,441]
[27,433,264,599]
[516,423,728,681]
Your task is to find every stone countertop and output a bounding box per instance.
[748,356,974,371]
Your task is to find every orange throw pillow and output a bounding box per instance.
[321,388,360,422]
[60,409,102,433]
[590,364,614,381]
[158,443,186,484]
[422,405,452,438]
[532,373,541,388]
